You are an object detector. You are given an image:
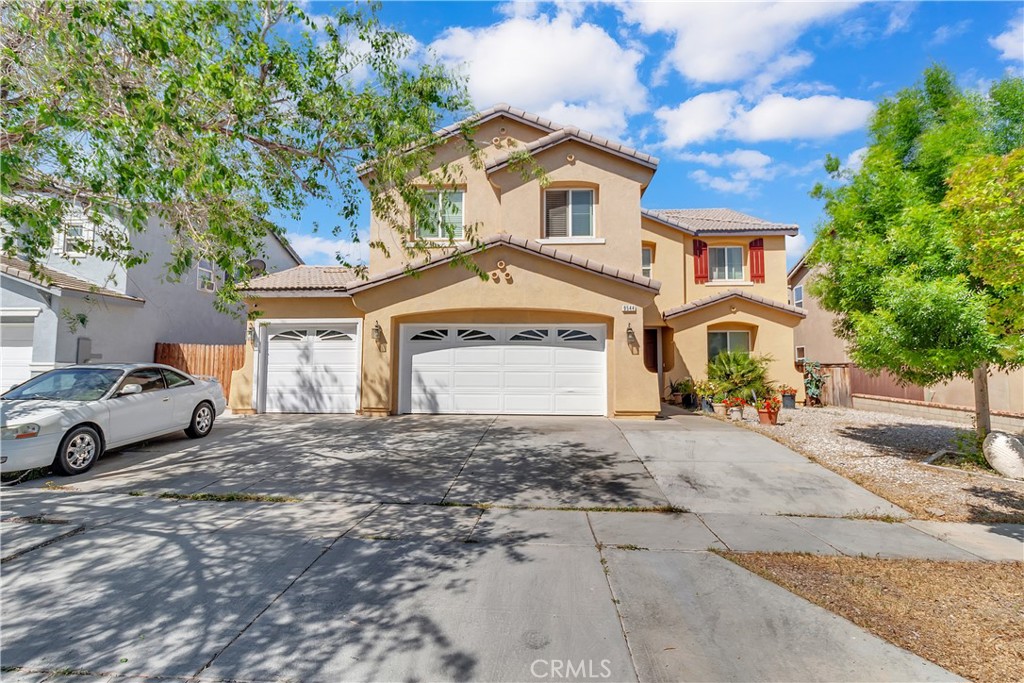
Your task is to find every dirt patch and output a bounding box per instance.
[724,552,1024,683]
[735,406,1024,524]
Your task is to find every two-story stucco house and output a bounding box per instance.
[232,104,805,418]
[1,212,301,389]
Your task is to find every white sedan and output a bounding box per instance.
[1,363,226,476]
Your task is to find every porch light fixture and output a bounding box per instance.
[626,323,638,346]
[371,321,383,342]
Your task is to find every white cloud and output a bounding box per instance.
[729,94,875,142]
[786,233,808,260]
[929,19,971,46]
[658,92,874,149]
[654,91,741,148]
[846,146,868,172]
[745,51,816,97]
[430,11,647,139]
[621,2,858,84]
[990,9,1024,62]
[690,169,752,194]
[882,2,916,37]
[286,233,368,265]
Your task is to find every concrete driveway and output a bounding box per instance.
[2,413,995,682]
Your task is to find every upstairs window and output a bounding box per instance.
[792,285,804,308]
[417,191,464,240]
[197,263,217,292]
[545,189,593,238]
[641,246,653,278]
[709,246,744,282]
[62,213,95,256]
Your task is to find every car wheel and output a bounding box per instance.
[53,425,102,476]
[185,402,215,439]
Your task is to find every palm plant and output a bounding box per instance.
[706,352,774,401]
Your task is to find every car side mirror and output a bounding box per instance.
[118,384,143,396]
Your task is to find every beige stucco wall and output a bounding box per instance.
[789,265,851,364]
[925,370,1024,414]
[367,114,655,277]
[665,298,804,401]
[231,246,662,418]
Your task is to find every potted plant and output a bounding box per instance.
[722,395,747,421]
[803,360,825,406]
[755,393,782,425]
[668,379,688,405]
[693,380,718,412]
[679,378,696,409]
[778,384,798,410]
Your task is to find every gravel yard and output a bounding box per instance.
[736,405,1024,523]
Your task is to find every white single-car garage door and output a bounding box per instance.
[399,324,607,415]
[0,323,34,390]
[263,324,359,413]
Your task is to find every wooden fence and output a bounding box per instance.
[154,343,245,399]
[799,362,853,407]
[848,366,925,401]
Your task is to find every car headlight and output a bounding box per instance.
[1,424,40,440]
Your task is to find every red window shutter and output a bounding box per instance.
[693,239,708,284]
[750,238,765,283]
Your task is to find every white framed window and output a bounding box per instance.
[197,266,216,292]
[416,190,464,240]
[641,246,653,278]
[792,285,804,308]
[545,189,594,238]
[708,330,750,360]
[795,345,806,362]
[62,215,95,256]
[709,246,744,282]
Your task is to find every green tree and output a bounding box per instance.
[1,0,476,311]
[809,66,1024,436]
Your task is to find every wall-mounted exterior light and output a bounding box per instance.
[371,321,383,342]
[626,323,638,346]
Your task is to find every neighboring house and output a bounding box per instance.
[788,254,1024,416]
[0,212,301,389]
[233,104,805,418]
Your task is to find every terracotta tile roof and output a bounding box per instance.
[242,265,357,292]
[432,102,563,141]
[487,126,659,173]
[642,208,798,236]
[345,233,660,294]
[663,289,805,320]
[0,256,144,302]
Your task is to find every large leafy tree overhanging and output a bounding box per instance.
[809,66,1024,434]
[1,0,478,310]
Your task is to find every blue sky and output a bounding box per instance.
[280,1,1024,269]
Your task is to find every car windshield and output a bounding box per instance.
[2,368,125,402]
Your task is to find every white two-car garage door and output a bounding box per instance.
[264,324,359,413]
[399,324,607,416]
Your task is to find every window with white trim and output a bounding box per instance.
[416,191,464,240]
[545,189,594,238]
[708,246,744,282]
[795,345,806,362]
[197,265,216,293]
[62,213,95,255]
[641,246,653,278]
[792,285,804,308]
[708,330,750,360]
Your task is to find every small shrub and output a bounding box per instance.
[707,352,774,400]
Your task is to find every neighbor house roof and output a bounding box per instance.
[663,289,805,320]
[242,265,358,293]
[642,208,798,236]
[0,256,144,303]
[486,126,659,173]
[344,233,661,294]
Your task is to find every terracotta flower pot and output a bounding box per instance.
[757,409,778,425]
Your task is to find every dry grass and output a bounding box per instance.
[724,552,1024,683]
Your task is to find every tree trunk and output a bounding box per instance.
[973,364,992,438]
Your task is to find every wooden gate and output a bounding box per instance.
[154,343,244,399]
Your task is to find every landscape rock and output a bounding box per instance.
[983,432,1024,480]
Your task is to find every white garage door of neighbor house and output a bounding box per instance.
[264,324,359,413]
[400,324,607,416]
[1,323,34,391]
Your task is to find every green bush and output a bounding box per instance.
[706,352,774,401]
